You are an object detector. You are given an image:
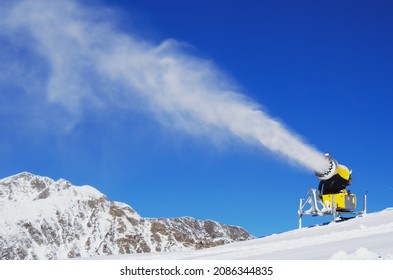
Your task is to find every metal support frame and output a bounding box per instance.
[298,188,367,229]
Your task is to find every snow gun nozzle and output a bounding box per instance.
[314,154,338,181]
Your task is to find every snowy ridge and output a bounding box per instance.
[0,172,253,260]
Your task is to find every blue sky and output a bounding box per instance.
[0,0,392,237]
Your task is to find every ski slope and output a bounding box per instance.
[97,208,393,260]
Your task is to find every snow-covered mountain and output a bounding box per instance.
[0,172,253,260]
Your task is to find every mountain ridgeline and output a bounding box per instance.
[0,172,253,260]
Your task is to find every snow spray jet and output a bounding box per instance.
[1,0,331,174]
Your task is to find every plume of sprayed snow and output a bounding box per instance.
[0,0,329,173]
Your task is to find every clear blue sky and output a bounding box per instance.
[0,0,392,237]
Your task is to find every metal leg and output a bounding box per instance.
[332,195,337,222]
[298,198,303,229]
[363,193,367,215]
[299,214,302,229]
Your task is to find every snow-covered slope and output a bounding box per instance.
[0,172,253,260]
[96,208,393,260]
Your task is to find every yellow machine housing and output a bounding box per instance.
[322,189,357,211]
[336,164,351,180]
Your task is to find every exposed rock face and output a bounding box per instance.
[0,172,253,259]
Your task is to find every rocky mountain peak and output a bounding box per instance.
[0,172,253,259]
[0,172,72,202]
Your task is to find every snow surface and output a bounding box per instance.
[92,208,393,260]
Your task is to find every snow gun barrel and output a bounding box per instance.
[315,156,338,180]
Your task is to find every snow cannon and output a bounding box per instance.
[298,153,367,229]
[314,155,338,181]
